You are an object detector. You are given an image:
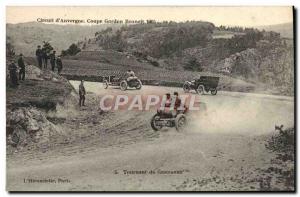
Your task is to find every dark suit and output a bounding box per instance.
[17,57,25,80]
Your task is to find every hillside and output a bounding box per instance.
[76,22,293,95]
[256,23,293,39]
[6,21,294,95]
[6,22,117,56]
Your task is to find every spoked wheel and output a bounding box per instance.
[120,80,128,91]
[211,88,217,95]
[151,114,163,131]
[136,79,142,90]
[196,85,205,95]
[175,114,187,131]
[103,80,109,89]
[183,83,190,93]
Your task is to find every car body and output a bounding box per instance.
[183,76,219,95]
[103,75,142,91]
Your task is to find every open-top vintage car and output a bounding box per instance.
[103,74,142,91]
[183,76,219,95]
[151,110,187,132]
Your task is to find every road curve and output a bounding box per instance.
[7,82,294,191]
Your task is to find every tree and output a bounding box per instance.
[61,43,81,56]
[42,41,54,53]
[68,43,81,55]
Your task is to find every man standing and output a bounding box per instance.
[56,55,63,74]
[42,47,48,69]
[17,53,25,80]
[8,60,19,87]
[79,80,86,107]
[35,45,43,68]
[49,50,56,72]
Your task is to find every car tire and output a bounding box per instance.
[136,79,142,90]
[120,80,128,91]
[196,85,205,95]
[175,114,187,131]
[151,114,163,131]
[211,88,217,95]
[183,82,190,93]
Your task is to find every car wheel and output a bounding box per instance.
[136,79,142,89]
[120,80,128,91]
[175,114,187,131]
[183,83,190,93]
[151,114,163,131]
[196,85,205,95]
[211,88,217,95]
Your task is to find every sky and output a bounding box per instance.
[6,6,293,27]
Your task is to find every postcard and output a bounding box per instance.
[6,6,295,191]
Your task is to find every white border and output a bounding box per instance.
[1,0,298,196]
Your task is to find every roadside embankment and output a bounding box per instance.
[6,61,77,153]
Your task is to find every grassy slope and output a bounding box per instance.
[256,23,293,39]
[7,58,75,110]
[59,51,256,93]
[6,22,111,56]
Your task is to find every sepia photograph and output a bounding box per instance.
[5,6,295,192]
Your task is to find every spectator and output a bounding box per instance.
[49,50,56,72]
[8,60,19,87]
[79,80,86,107]
[17,53,25,80]
[42,47,48,69]
[35,45,43,68]
[56,55,63,74]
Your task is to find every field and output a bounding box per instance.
[212,30,245,39]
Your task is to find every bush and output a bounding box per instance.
[42,41,54,53]
[184,58,202,71]
[265,125,294,158]
[62,43,81,56]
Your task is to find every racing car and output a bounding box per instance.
[183,76,219,95]
[103,75,142,91]
[150,109,187,131]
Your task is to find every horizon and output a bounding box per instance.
[6,20,293,29]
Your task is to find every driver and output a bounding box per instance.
[173,92,188,114]
[173,92,181,110]
[125,69,136,82]
[161,93,172,108]
[159,93,172,116]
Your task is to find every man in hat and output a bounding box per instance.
[8,60,19,87]
[17,53,26,80]
[79,80,86,107]
[42,47,48,69]
[49,50,56,72]
[35,45,43,68]
[56,55,63,74]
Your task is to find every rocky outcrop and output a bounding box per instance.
[6,60,77,152]
[6,107,63,149]
[25,64,42,80]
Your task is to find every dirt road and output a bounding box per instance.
[7,82,294,191]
